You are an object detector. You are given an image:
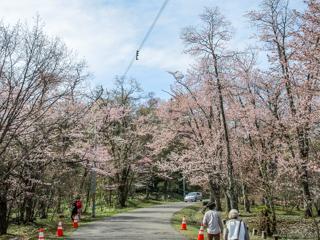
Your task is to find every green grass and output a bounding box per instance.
[0,198,167,240]
[171,203,320,240]
[171,203,204,240]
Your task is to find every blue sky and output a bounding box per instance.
[0,0,305,99]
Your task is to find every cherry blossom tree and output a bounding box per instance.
[247,0,320,217]
[0,20,86,234]
[88,78,156,207]
[180,7,238,210]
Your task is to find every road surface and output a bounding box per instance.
[71,202,189,240]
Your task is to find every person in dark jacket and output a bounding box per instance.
[71,201,78,221]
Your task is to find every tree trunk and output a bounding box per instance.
[116,167,133,207]
[263,195,277,235]
[215,188,222,211]
[39,201,47,219]
[302,171,313,217]
[56,192,62,214]
[24,197,34,223]
[315,198,320,217]
[145,187,150,200]
[91,190,96,217]
[84,180,91,214]
[79,168,88,193]
[242,184,251,213]
[109,190,113,207]
[117,184,128,208]
[19,199,26,223]
[225,191,231,212]
[209,178,222,211]
[164,180,168,201]
[0,192,8,235]
[209,188,215,203]
[212,58,238,210]
[298,131,313,217]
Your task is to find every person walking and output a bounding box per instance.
[202,202,224,240]
[224,209,250,240]
[70,201,78,221]
[75,196,82,219]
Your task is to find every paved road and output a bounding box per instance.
[71,202,189,240]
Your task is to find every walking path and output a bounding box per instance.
[71,202,189,240]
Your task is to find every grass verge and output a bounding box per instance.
[171,203,204,240]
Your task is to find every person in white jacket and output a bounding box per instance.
[224,209,250,240]
[202,202,224,240]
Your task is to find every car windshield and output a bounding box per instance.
[186,192,197,196]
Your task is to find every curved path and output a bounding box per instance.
[71,202,189,240]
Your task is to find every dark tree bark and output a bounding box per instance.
[84,178,91,214]
[163,180,168,201]
[225,191,231,212]
[24,197,35,223]
[0,192,8,234]
[116,167,133,208]
[39,201,48,219]
[209,178,222,211]
[242,184,251,213]
[19,199,26,223]
[117,184,129,208]
[265,196,277,234]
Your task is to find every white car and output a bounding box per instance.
[184,192,202,202]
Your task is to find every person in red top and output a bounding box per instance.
[75,196,82,219]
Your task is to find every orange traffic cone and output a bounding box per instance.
[180,216,187,230]
[56,221,64,237]
[38,228,45,240]
[73,214,79,228]
[197,224,205,240]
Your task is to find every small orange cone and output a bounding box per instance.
[38,228,45,240]
[56,221,64,237]
[197,224,205,240]
[180,216,187,230]
[73,214,79,228]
